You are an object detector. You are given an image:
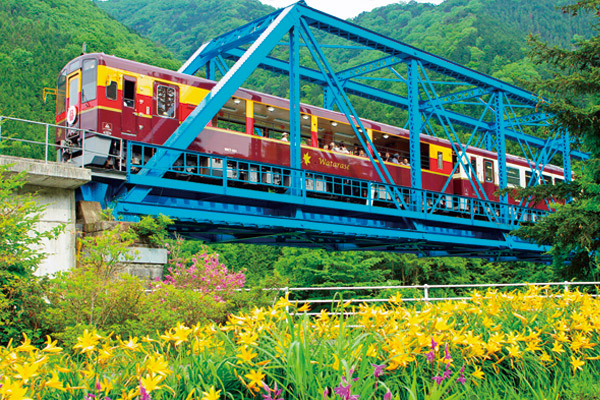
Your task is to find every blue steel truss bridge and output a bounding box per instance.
[3,1,590,262]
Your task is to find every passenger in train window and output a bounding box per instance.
[323,144,329,150]
[359,149,366,157]
[384,152,391,162]
[340,143,350,154]
[281,132,288,142]
[353,145,359,155]
[391,153,400,163]
[402,157,409,165]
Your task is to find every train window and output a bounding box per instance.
[68,75,79,108]
[470,157,477,178]
[484,160,493,183]
[217,97,246,132]
[421,143,430,170]
[542,174,552,185]
[124,80,135,108]
[525,170,537,187]
[56,71,66,115]
[106,81,117,101]
[156,85,176,117]
[81,59,97,103]
[437,152,443,170]
[67,59,81,74]
[507,167,520,186]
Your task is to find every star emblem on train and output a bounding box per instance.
[302,153,311,166]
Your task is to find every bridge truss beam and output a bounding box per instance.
[112,0,588,260]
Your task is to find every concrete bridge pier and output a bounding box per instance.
[0,155,91,275]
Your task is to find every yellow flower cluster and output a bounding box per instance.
[0,287,599,399]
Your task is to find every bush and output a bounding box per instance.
[131,214,173,247]
[44,225,146,339]
[0,273,50,345]
[138,285,231,334]
[45,226,249,343]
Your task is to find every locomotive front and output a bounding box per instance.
[56,53,115,168]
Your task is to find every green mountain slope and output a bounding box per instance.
[95,0,276,60]
[354,0,594,78]
[0,0,179,143]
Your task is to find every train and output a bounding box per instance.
[55,53,564,207]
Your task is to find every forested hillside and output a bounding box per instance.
[354,0,594,79]
[0,0,178,129]
[96,0,594,78]
[94,0,276,60]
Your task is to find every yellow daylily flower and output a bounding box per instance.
[172,324,193,346]
[552,341,565,354]
[571,356,585,372]
[15,333,36,355]
[472,366,485,380]
[12,362,40,383]
[244,369,265,392]
[140,373,165,393]
[236,346,258,364]
[296,303,311,313]
[44,372,65,391]
[42,336,63,354]
[0,377,31,400]
[202,386,221,400]
[145,354,171,377]
[73,329,102,354]
[119,336,142,352]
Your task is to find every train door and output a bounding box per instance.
[66,71,81,138]
[483,158,496,200]
[122,76,137,135]
[469,157,478,185]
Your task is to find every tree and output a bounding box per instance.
[510,0,600,279]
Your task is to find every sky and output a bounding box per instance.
[259,0,444,20]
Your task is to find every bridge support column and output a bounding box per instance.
[0,155,90,275]
[407,59,422,211]
[289,23,302,195]
[494,92,508,221]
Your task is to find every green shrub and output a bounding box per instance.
[131,214,173,248]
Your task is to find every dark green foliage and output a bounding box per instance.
[0,273,50,346]
[509,1,600,279]
[203,243,557,295]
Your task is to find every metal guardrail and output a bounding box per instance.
[0,115,124,168]
[274,281,600,316]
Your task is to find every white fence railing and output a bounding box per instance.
[270,281,600,316]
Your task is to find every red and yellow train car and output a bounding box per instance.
[55,53,564,206]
